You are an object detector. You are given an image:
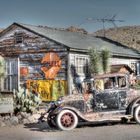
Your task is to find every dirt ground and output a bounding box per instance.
[0,122,140,140]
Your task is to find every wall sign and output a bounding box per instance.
[41,52,62,79]
[0,93,14,114]
[27,80,67,101]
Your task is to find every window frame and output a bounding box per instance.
[15,32,24,44]
[74,55,89,76]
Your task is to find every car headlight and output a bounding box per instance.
[54,100,63,106]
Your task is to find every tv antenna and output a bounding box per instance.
[78,15,124,36]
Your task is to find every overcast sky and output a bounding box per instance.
[0,0,140,32]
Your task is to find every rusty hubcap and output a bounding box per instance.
[61,113,74,127]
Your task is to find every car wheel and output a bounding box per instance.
[134,105,140,124]
[56,110,78,131]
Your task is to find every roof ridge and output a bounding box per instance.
[14,22,39,28]
[15,22,89,36]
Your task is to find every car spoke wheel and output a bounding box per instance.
[56,110,78,131]
[134,105,140,124]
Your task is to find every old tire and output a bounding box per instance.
[134,105,140,124]
[56,110,78,131]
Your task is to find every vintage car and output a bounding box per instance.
[41,73,140,131]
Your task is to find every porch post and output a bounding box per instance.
[67,49,71,95]
[17,57,20,91]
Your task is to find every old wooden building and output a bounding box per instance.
[0,23,139,101]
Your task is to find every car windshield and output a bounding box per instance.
[95,76,127,90]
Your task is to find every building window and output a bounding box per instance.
[130,62,140,76]
[15,32,23,44]
[75,56,89,75]
[4,58,19,91]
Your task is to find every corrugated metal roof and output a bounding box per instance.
[13,23,140,58]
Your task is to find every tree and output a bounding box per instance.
[88,48,111,75]
[88,49,102,75]
[101,49,111,74]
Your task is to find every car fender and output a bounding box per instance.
[127,97,140,115]
[51,105,91,122]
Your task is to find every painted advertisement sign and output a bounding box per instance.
[20,52,67,82]
[26,80,67,101]
[41,52,62,79]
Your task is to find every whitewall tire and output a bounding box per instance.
[56,110,78,131]
[134,105,140,124]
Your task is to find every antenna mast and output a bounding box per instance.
[79,15,124,37]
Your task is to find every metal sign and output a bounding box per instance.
[0,93,14,114]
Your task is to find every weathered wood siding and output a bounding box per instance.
[0,26,68,100]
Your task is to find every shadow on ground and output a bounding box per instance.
[24,121,136,132]
[24,122,59,132]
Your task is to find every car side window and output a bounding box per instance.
[95,79,104,91]
[104,79,113,89]
[95,78,114,91]
[118,76,126,88]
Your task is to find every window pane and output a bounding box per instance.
[75,56,89,75]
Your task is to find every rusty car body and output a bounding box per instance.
[44,73,140,131]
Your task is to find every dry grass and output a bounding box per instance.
[94,26,140,52]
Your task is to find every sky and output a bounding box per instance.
[0,0,140,32]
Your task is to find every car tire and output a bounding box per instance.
[134,105,140,124]
[56,110,78,131]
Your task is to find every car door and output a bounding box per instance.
[117,76,128,110]
[117,88,127,110]
[94,75,128,112]
[94,89,119,111]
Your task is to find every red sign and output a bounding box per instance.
[20,67,29,76]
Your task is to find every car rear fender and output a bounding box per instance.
[127,97,140,115]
